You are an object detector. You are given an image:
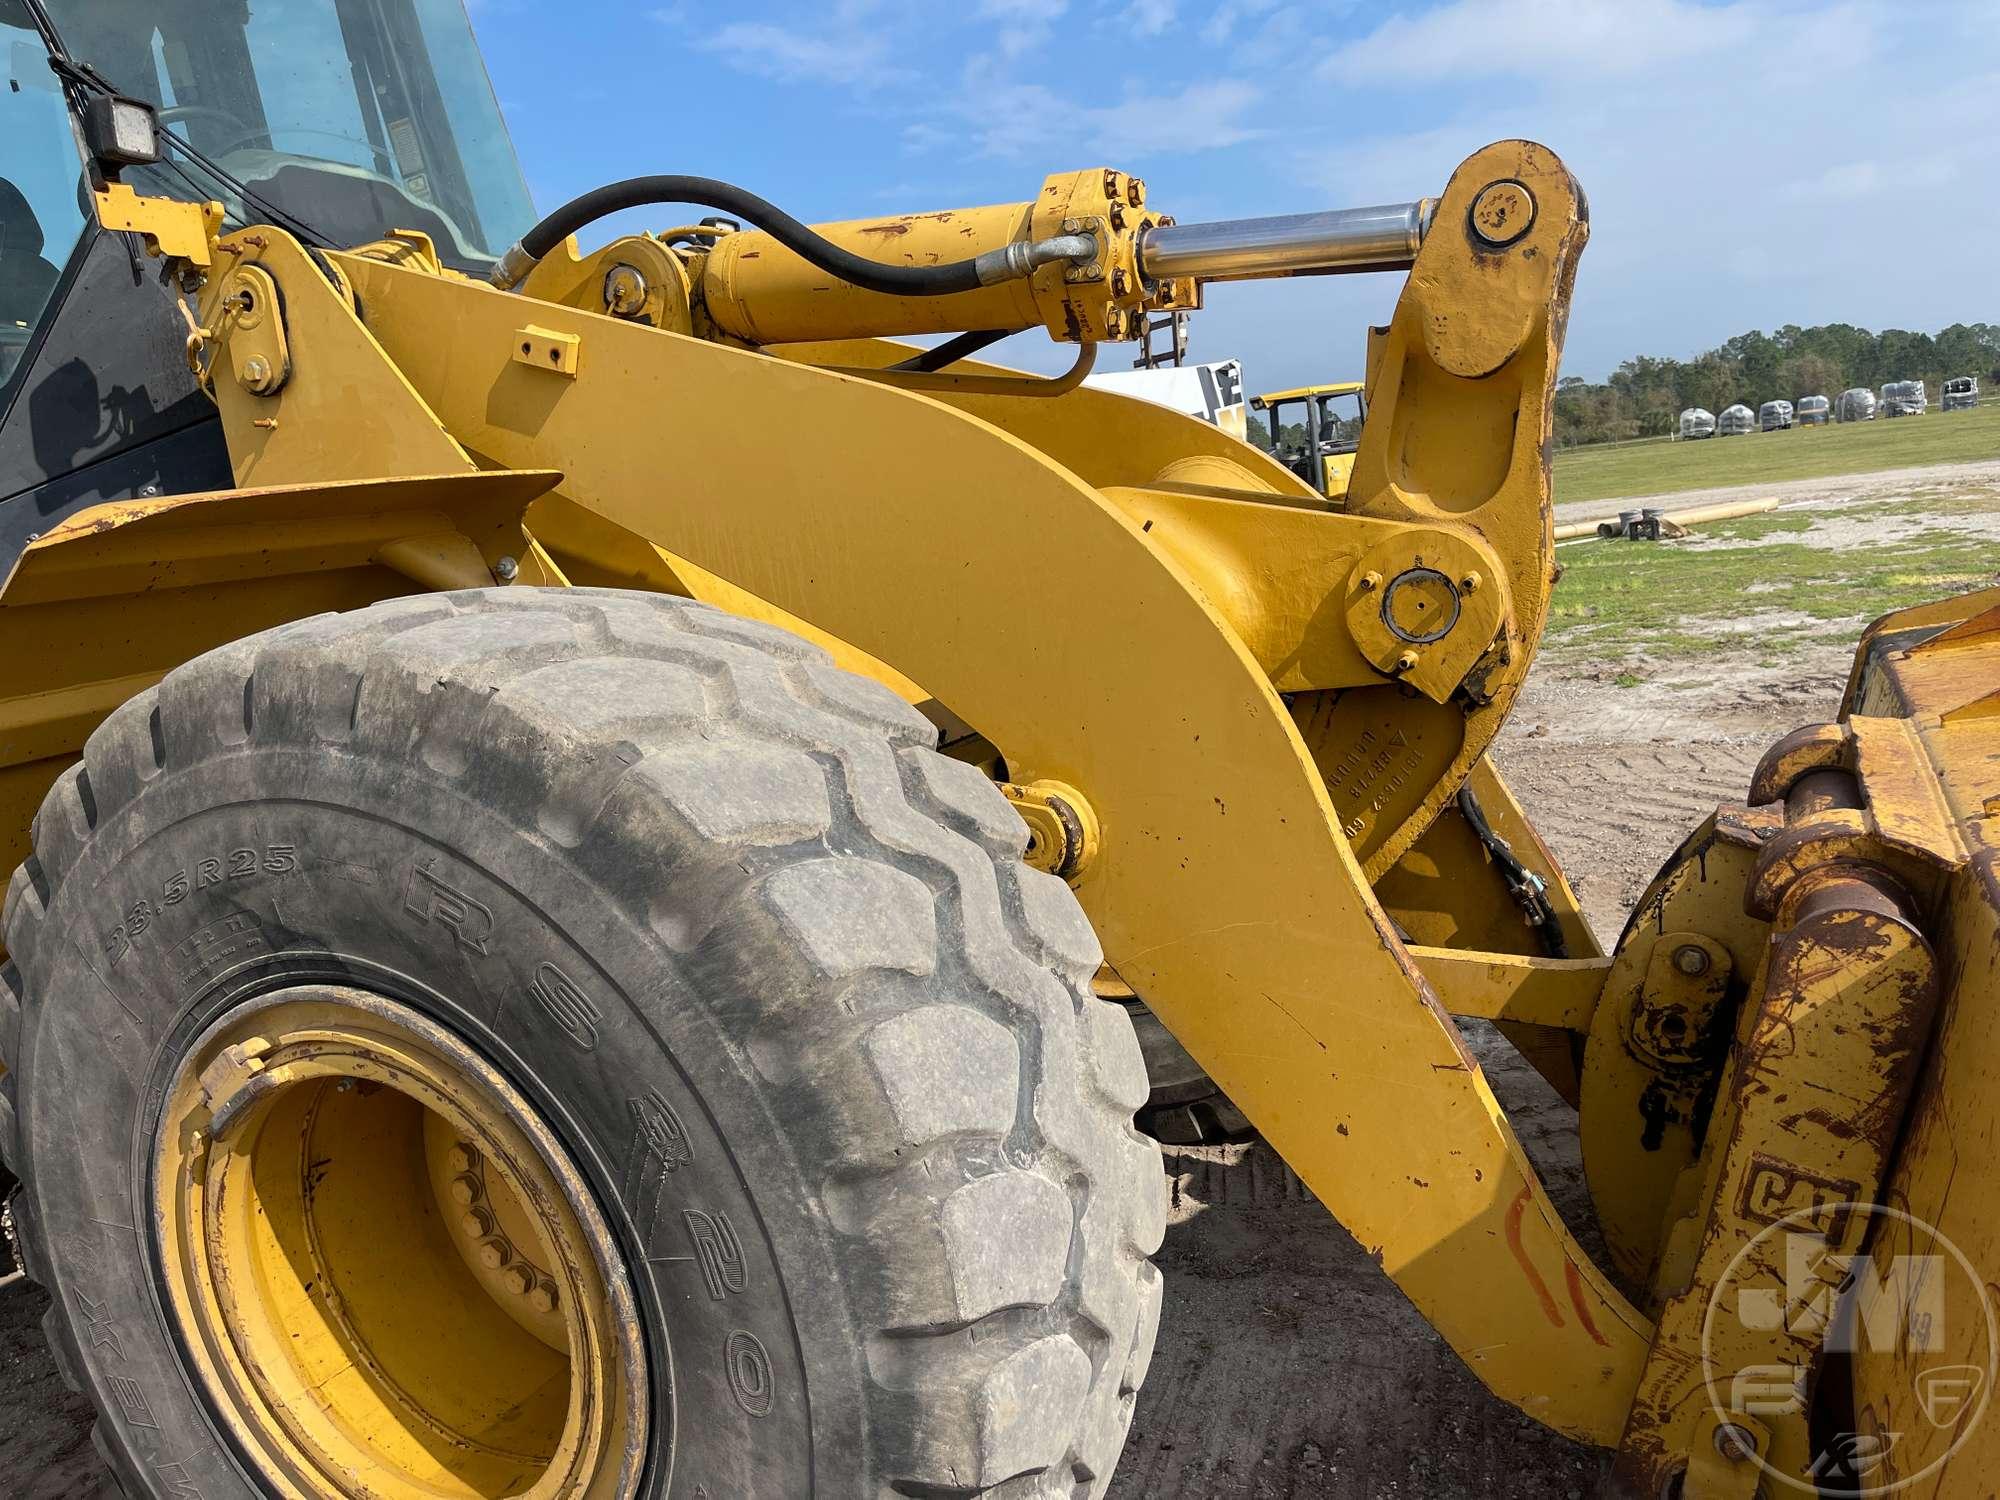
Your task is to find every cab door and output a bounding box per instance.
[0,9,229,577]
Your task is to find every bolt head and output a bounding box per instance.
[447,1143,478,1174]
[241,355,271,385]
[1672,943,1711,977]
[460,1209,493,1239]
[1359,570,1383,592]
[530,1284,558,1315]
[1459,571,1482,593]
[1395,650,1419,672]
[1713,1422,1758,1462]
[449,1172,481,1206]
[477,1238,510,1270]
[494,555,520,583]
[505,1265,536,1296]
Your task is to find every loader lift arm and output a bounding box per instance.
[147,138,1669,1446]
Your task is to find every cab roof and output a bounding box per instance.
[1252,382,1365,407]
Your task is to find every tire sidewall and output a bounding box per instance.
[19,743,853,1499]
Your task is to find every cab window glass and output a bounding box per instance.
[0,5,88,395]
[46,0,534,267]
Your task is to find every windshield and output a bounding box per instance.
[45,0,533,267]
[1314,391,1365,453]
[1266,390,1366,458]
[1,2,88,392]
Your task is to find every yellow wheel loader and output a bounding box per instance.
[1250,380,1367,499]
[1,4,1997,1498]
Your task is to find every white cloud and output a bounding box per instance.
[1781,158,1956,203]
[698,22,895,85]
[1271,0,1998,388]
[1319,0,1760,83]
[978,0,1068,55]
[909,73,1264,160]
[1088,79,1263,156]
[1124,0,1176,37]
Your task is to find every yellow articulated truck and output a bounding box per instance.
[2,3,1997,1498]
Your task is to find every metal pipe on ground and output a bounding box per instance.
[1553,495,1781,542]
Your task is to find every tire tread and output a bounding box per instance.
[5,587,1164,1498]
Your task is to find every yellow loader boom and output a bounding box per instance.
[1,5,1996,1496]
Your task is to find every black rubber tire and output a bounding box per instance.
[1120,1002,1254,1146]
[0,588,1166,1498]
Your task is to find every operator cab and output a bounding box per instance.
[0,0,535,571]
[1250,382,1366,498]
[41,0,534,269]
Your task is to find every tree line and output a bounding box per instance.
[1552,323,2000,448]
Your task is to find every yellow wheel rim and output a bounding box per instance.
[154,987,647,1499]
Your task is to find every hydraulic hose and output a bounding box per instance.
[491,175,1094,295]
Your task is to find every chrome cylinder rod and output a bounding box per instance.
[1138,199,1435,282]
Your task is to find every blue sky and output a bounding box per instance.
[467,0,1999,390]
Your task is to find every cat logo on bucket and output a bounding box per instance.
[1702,1203,1997,1495]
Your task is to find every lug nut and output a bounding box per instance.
[530,1283,558,1315]
[447,1143,479,1174]
[460,1209,494,1239]
[449,1172,482,1206]
[505,1264,536,1297]
[477,1238,510,1270]
[494,555,520,582]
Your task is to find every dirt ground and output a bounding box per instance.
[1,459,1987,1498]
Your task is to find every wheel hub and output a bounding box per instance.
[153,987,646,1499]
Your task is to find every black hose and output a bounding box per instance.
[889,329,1009,373]
[516,176,987,297]
[1456,785,1569,959]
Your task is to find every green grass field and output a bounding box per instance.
[1544,485,2000,670]
[1551,402,2000,506]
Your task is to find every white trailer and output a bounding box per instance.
[1084,360,1249,440]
